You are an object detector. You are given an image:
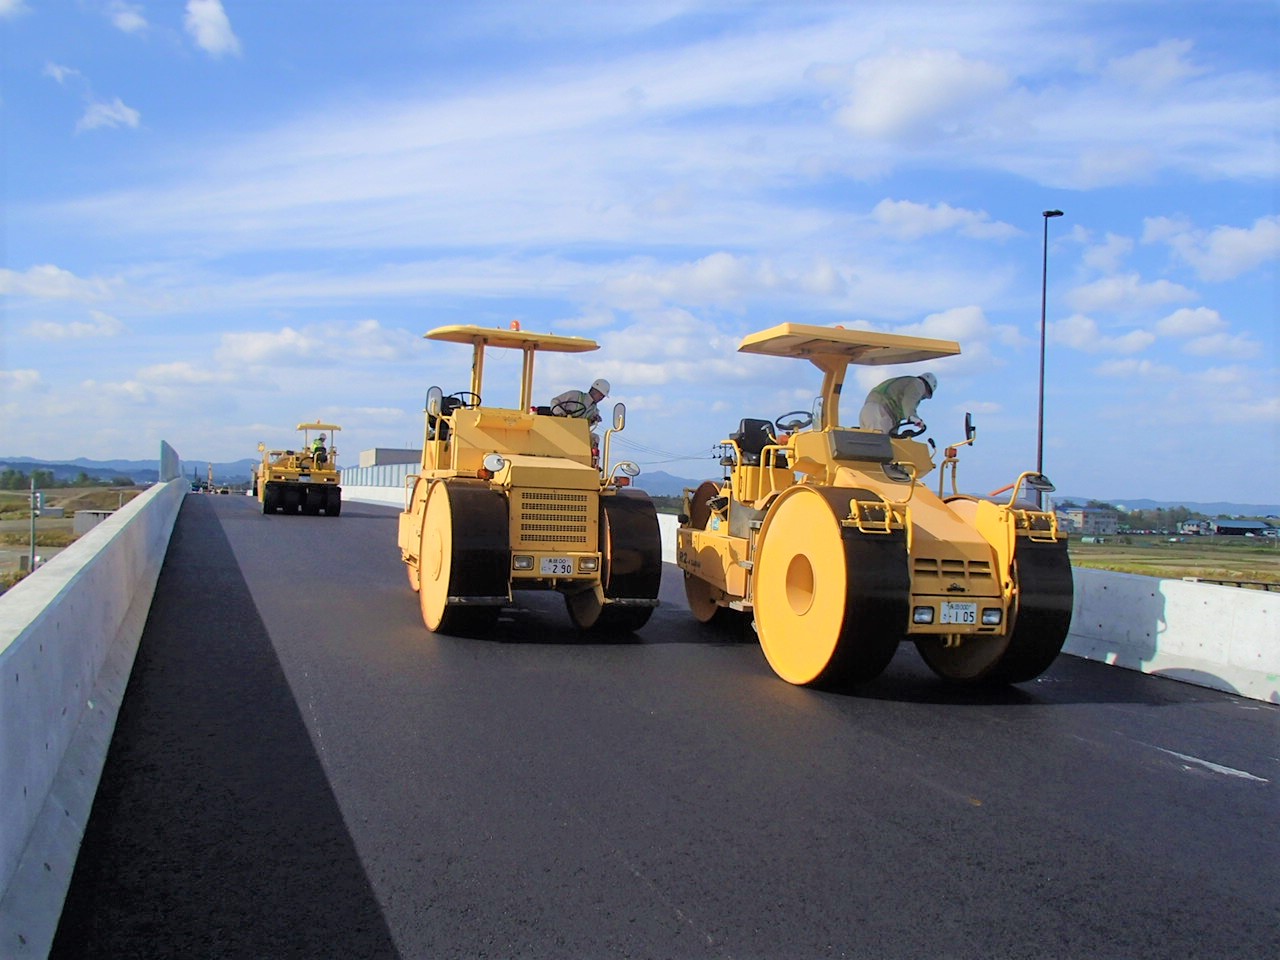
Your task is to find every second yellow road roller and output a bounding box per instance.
[676,322,1073,687]
[398,323,662,636]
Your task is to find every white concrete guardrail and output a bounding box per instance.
[1,481,1275,955]
[0,478,185,957]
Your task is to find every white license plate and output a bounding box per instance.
[298,475,310,481]
[540,556,574,576]
[940,602,977,625]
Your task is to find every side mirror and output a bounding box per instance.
[812,396,824,430]
[426,385,443,417]
[612,402,626,431]
[1026,473,1056,493]
[965,412,976,443]
[257,442,265,452]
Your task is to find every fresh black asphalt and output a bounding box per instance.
[53,494,1279,958]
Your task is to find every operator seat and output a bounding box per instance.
[730,419,774,466]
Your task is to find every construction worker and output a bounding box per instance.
[312,433,328,463]
[858,373,936,433]
[550,378,610,427]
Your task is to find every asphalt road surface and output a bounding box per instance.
[53,494,1279,959]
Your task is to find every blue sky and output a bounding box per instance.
[2,0,1277,505]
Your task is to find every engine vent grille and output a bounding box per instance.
[517,491,591,546]
[913,558,995,582]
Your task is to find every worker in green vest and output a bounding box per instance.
[858,373,936,433]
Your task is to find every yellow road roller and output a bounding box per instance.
[398,323,662,636]
[256,421,343,516]
[676,323,1072,686]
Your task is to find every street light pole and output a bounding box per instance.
[1037,209,1064,507]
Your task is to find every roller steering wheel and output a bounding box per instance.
[552,398,587,417]
[448,391,482,408]
[775,410,813,432]
[891,418,926,439]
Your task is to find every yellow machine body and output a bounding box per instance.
[256,421,343,516]
[677,323,1073,687]
[398,324,662,636]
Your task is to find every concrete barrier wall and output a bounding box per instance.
[1063,568,1278,703]
[0,478,186,956]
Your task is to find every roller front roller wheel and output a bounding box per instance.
[418,480,508,637]
[566,490,662,633]
[684,572,728,624]
[753,486,907,686]
[916,538,1073,684]
[326,487,342,516]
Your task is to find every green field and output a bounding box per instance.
[1068,534,1280,587]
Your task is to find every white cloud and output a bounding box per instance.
[43,62,82,85]
[871,199,1018,241]
[602,252,842,310]
[1155,307,1225,337]
[214,319,417,367]
[1051,314,1156,354]
[1182,332,1261,360]
[1081,233,1134,273]
[1144,214,1280,282]
[106,1,147,34]
[185,0,241,58]
[837,49,1009,143]
[0,369,42,391]
[0,264,117,301]
[0,1,30,20]
[26,310,126,340]
[1103,39,1205,94]
[77,96,141,132]
[1067,273,1197,313]
[1094,358,1177,378]
[136,361,234,385]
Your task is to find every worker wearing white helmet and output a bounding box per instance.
[550,377,611,427]
[858,372,936,433]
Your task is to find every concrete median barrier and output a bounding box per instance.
[0,478,186,956]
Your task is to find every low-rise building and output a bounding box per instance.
[1212,519,1272,536]
[1057,506,1120,536]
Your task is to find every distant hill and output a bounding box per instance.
[1,456,259,485]
[634,469,712,497]
[1059,496,1280,518]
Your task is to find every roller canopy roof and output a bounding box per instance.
[296,421,342,431]
[738,323,960,365]
[425,324,599,354]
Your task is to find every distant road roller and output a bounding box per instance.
[676,323,1072,687]
[256,421,343,516]
[398,323,662,636]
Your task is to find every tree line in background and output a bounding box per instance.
[1062,500,1206,528]
[0,468,135,491]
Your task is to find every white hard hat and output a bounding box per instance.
[920,372,937,396]
[591,378,611,397]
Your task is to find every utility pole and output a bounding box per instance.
[29,476,38,572]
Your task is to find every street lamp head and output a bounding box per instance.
[1043,209,1064,218]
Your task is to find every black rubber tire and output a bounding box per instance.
[419,480,509,638]
[566,490,662,634]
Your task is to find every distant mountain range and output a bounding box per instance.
[1057,496,1280,518]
